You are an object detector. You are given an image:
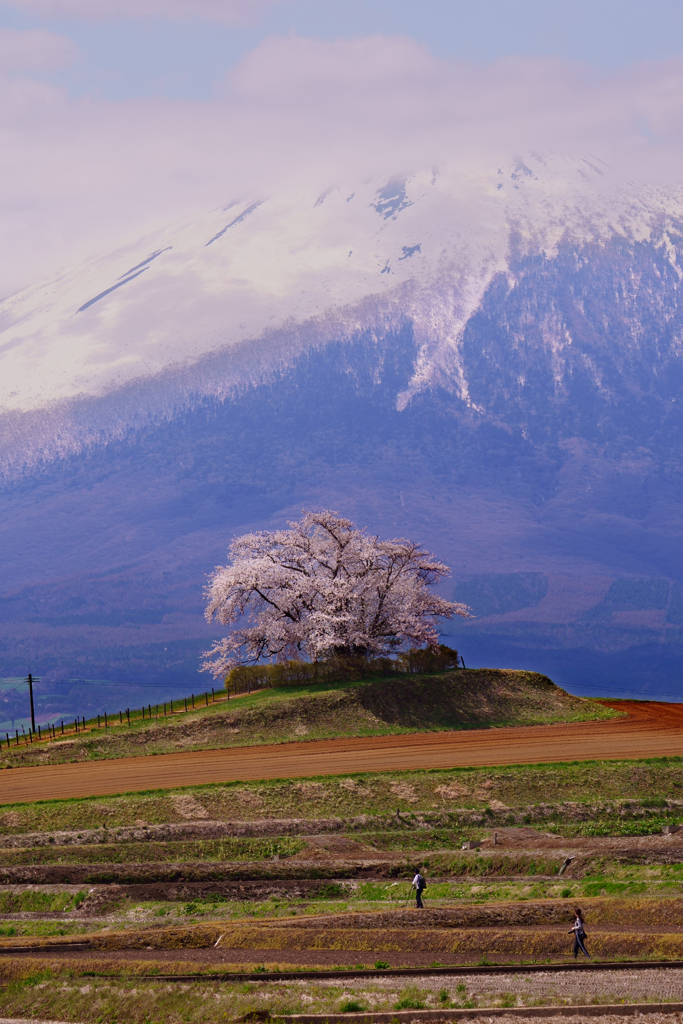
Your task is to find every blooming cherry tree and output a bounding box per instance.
[202,510,469,677]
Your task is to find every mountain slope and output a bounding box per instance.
[3,156,683,700]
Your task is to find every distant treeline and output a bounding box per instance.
[224,645,461,694]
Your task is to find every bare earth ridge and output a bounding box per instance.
[0,701,682,805]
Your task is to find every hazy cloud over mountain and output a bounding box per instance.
[2,27,683,296]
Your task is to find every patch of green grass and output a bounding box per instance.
[0,889,89,914]
[581,880,649,897]
[340,998,367,1012]
[313,883,345,899]
[394,986,427,1010]
[551,815,681,838]
[0,836,304,867]
[359,828,467,852]
[0,921,90,937]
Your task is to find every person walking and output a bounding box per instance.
[569,908,590,958]
[412,869,426,908]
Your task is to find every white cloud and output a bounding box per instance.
[1,32,683,297]
[3,0,278,22]
[0,25,78,72]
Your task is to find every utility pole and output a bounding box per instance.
[26,674,37,735]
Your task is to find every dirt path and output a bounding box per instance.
[1,700,682,805]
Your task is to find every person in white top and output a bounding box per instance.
[412,870,426,908]
[568,908,590,958]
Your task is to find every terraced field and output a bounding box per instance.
[1,825,683,1022]
[0,676,681,1022]
[0,781,682,969]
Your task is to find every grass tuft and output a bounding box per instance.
[340,999,367,1012]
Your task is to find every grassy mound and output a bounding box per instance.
[0,669,616,768]
[347,669,610,729]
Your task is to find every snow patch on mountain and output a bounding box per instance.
[1,152,682,474]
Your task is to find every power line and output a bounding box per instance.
[0,679,33,695]
[1,680,209,690]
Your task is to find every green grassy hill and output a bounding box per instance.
[0,668,616,768]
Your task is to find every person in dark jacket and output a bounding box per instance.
[412,870,426,908]
[569,908,590,958]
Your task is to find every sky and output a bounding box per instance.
[1,0,683,296]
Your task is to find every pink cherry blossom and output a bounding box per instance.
[202,509,469,678]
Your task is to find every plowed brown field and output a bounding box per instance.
[1,700,682,805]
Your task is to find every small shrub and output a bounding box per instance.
[398,646,461,674]
[374,961,390,970]
[225,646,460,692]
[340,1000,366,1013]
[315,883,344,899]
[395,987,426,1010]
[561,887,572,898]
[438,988,450,1004]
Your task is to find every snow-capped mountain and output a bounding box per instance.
[3,153,683,707]
[3,154,681,464]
